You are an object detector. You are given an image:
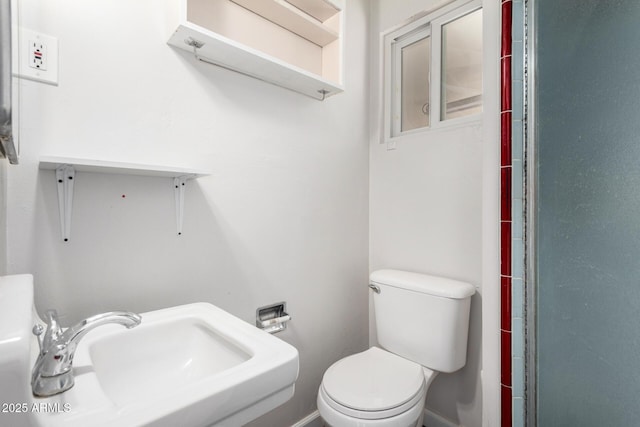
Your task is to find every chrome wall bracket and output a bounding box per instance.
[256,302,290,334]
[174,175,190,236]
[55,165,75,242]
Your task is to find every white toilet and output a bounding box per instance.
[317,270,475,427]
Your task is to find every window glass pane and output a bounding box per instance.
[441,9,483,121]
[401,36,430,132]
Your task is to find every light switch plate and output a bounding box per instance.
[15,28,58,86]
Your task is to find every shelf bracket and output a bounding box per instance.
[174,175,190,236]
[55,165,75,242]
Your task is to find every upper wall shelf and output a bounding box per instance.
[39,156,210,241]
[167,0,344,100]
[230,0,338,47]
[284,0,340,22]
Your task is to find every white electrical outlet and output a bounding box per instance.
[29,40,47,71]
[15,28,58,86]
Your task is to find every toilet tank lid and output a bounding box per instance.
[370,270,475,299]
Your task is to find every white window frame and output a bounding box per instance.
[382,0,483,144]
[390,26,431,137]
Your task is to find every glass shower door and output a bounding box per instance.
[535,1,640,425]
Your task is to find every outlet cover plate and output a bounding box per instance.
[15,28,58,86]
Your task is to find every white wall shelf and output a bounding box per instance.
[39,156,209,179]
[167,0,344,100]
[39,156,210,241]
[284,0,340,22]
[230,0,338,47]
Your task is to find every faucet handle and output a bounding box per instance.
[32,324,44,355]
[45,309,60,328]
[43,309,62,348]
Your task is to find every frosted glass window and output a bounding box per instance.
[441,9,483,120]
[383,1,482,141]
[401,36,431,131]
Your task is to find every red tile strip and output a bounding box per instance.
[500,1,513,426]
[501,167,512,221]
[501,1,513,57]
[501,56,512,112]
[501,331,512,386]
[501,276,512,331]
[500,221,512,276]
[501,384,513,427]
[501,112,512,166]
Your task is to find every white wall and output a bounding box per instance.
[369,1,499,426]
[5,0,370,425]
[480,1,501,425]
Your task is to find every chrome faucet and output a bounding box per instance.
[31,309,141,397]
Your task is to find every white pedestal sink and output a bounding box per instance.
[0,274,299,427]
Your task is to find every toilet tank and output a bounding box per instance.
[371,270,475,373]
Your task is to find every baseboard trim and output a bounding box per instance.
[423,408,460,427]
[291,408,459,427]
[292,410,322,427]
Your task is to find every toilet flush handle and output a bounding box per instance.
[368,284,381,294]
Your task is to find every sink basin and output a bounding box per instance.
[0,274,299,427]
[87,312,252,407]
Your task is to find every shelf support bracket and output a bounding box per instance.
[174,175,190,236]
[55,165,75,242]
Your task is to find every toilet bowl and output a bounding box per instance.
[317,270,475,427]
[317,347,436,427]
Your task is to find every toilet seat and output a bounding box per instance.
[320,347,426,420]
